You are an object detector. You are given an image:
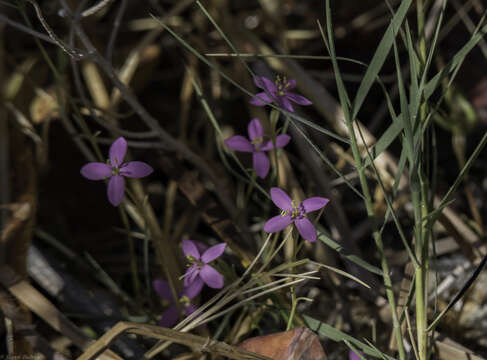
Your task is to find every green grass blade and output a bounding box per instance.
[317,230,383,276]
[304,316,396,360]
[352,0,413,120]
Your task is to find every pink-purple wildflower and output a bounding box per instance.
[264,187,329,242]
[153,279,200,328]
[80,137,153,206]
[225,118,290,178]
[349,350,364,360]
[182,240,226,290]
[250,75,312,113]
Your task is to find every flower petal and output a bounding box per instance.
[261,134,291,151]
[107,175,125,206]
[194,241,208,254]
[286,92,312,105]
[80,162,112,180]
[263,214,293,233]
[109,137,127,167]
[188,267,200,285]
[286,79,296,90]
[295,217,317,242]
[120,161,153,178]
[200,265,224,288]
[183,264,199,287]
[201,243,226,263]
[158,305,179,328]
[254,76,277,93]
[279,97,294,113]
[301,197,329,213]
[185,303,198,316]
[183,277,204,299]
[182,239,200,259]
[253,151,270,179]
[225,136,253,152]
[153,279,174,301]
[248,118,264,140]
[349,350,363,360]
[250,92,273,106]
[270,187,293,211]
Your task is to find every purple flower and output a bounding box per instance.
[349,350,363,360]
[153,279,200,328]
[225,118,290,178]
[80,137,153,206]
[264,188,329,242]
[250,75,312,113]
[182,240,226,290]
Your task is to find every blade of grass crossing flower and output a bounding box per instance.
[352,0,413,120]
[317,230,383,276]
[149,14,349,145]
[190,74,270,198]
[344,341,367,360]
[304,316,396,360]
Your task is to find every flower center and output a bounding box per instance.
[186,255,204,269]
[109,158,121,175]
[281,200,305,219]
[275,75,291,97]
[179,295,191,308]
[251,136,263,150]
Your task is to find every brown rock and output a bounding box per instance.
[238,327,327,360]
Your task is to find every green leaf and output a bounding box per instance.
[352,0,413,120]
[317,230,383,276]
[304,316,396,360]
[425,24,487,100]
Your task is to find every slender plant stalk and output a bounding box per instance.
[320,7,406,356]
[415,1,430,359]
[119,204,141,303]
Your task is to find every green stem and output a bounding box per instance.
[416,1,430,359]
[119,204,140,303]
[347,124,406,360]
[286,287,297,330]
[270,109,281,186]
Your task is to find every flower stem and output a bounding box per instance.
[346,120,406,360]
[270,109,281,186]
[119,203,140,303]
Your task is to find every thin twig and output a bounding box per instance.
[106,0,127,63]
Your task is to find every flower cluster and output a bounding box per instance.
[80,137,153,206]
[153,279,199,327]
[153,240,226,327]
[225,75,312,179]
[81,75,327,330]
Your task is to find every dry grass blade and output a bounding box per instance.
[0,265,121,360]
[76,321,272,360]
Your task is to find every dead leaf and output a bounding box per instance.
[238,327,327,360]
